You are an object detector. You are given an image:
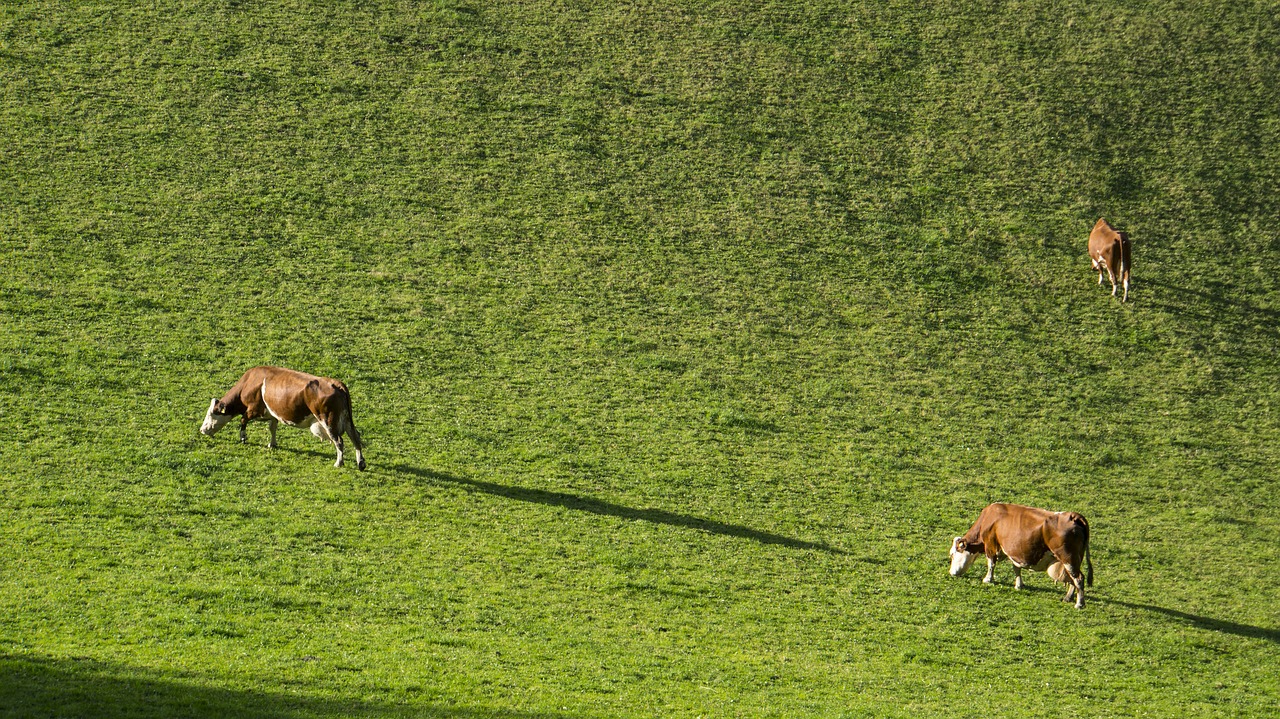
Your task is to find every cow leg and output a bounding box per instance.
[317,418,345,468]
[267,419,278,449]
[346,419,367,472]
[1013,566,1024,590]
[1058,565,1085,608]
[239,416,248,444]
[983,555,997,584]
[1071,568,1086,609]
[331,432,345,468]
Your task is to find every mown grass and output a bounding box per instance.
[1,1,1278,717]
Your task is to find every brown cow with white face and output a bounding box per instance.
[949,503,1093,608]
[200,366,367,470]
[1088,218,1132,302]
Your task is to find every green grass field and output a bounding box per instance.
[2,1,1278,716]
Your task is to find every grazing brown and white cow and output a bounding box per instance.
[1088,217,1132,302]
[200,366,366,470]
[949,503,1094,608]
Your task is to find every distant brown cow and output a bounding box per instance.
[200,366,367,470]
[1088,218,1132,302]
[949,503,1093,608]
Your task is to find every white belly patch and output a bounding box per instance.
[1010,553,1055,571]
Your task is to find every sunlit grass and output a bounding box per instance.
[1,1,1278,717]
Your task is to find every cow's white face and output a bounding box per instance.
[949,537,977,576]
[200,398,234,437]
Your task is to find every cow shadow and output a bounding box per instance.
[275,445,336,461]
[1142,277,1280,327]
[0,653,576,719]
[1130,276,1280,388]
[1094,597,1280,644]
[1140,276,1280,360]
[387,464,848,556]
[965,584,1279,643]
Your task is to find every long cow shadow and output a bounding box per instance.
[973,582,1278,644]
[389,464,846,555]
[1142,277,1280,338]
[1095,596,1280,644]
[1142,277,1280,318]
[0,653,575,719]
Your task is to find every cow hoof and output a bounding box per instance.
[357,459,367,472]
[268,442,278,450]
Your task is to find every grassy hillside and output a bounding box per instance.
[2,1,1278,717]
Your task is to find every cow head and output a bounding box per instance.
[949,537,979,576]
[200,398,234,437]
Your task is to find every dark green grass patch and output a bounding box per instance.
[2,1,1279,717]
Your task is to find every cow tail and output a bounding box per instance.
[1072,512,1094,588]
[1085,529,1095,585]
[339,384,365,450]
[341,385,356,434]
